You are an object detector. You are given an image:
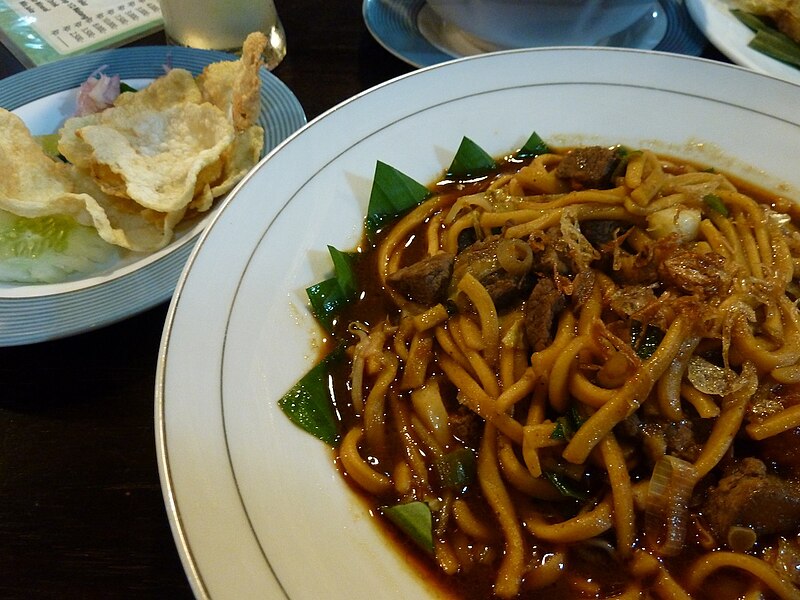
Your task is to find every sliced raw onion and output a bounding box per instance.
[645,454,699,556]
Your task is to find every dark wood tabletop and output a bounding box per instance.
[0,2,723,598]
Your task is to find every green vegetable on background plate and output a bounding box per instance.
[732,9,800,69]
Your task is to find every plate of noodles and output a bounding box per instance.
[0,42,305,346]
[157,48,800,599]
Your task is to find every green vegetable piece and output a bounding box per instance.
[731,9,800,69]
[35,133,65,161]
[433,447,476,490]
[382,501,434,554]
[278,348,342,446]
[365,161,430,239]
[631,321,665,361]
[306,246,358,331]
[516,131,551,159]
[119,82,138,93]
[0,211,119,283]
[544,471,589,501]
[447,136,496,179]
[703,193,729,217]
[749,28,800,69]
[550,406,585,441]
[731,8,770,32]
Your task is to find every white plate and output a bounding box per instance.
[157,48,800,599]
[687,0,800,84]
[363,0,707,67]
[0,46,306,346]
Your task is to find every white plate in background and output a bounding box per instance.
[687,0,800,84]
[157,48,800,599]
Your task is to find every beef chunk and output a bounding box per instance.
[580,220,632,248]
[555,146,621,189]
[453,235,534,308]
[386,252,455,306]
[618,415,706,465]
[703,457,800,543]
[524,277,566,352]
[449,405,483,448]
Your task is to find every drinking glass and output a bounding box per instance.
[158,0,287,69]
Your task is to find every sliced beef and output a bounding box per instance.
[452,235,534,308]
[449,405,483,449]
[386,252,455,306]
[524,277,566,352]
[616,414,707,466]
[529,228,575,276]
[703,457,800,543]
[580,220,632,248]
[555,146,622,189]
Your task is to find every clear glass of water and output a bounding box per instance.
[158,0,287,69]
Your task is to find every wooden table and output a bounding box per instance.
[0,2,720,597]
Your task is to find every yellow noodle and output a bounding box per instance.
[378,194,452,305]
[656,336,700,422]
[548,335,590,413]
[363,352,398,451]
[680,383,721,418]
[526,550,566,589]
[630,550,694,600]
[734,296,800,371]
[478,424,525,598]
[746,403,800,440]
[563,317,690,464]
[688,552,800,600]
[699,218,735,259]
[339,427,392,495]
[450,318,501,399]
[599,433,635,556]
[438,353,523,443]
[452,499,497,542]
[389,393,429,483]
[412,303,450,332]
[735,212,765,279]
[434,323,472,372]
[693,369,755,477]
[497,435,562,500]
[457,272,500,367]
[399,331,433,390]
[531,311,577,377]
[496,367,538,413]
[523,496,614,542]
[569,372,618,408]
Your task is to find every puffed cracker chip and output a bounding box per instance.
[0,109,183,253]
[196,31,267,131]
[60,100,234,212]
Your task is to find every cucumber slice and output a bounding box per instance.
[0,211,120,284]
